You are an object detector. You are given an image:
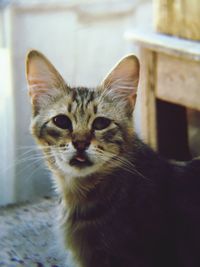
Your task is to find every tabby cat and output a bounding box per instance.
[26,50,200,267]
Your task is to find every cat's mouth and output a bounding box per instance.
[69,152,93,168]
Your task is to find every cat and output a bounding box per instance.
[26,50,200,267]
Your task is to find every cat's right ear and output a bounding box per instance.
[26,50,66,115]
[101,54,140,113]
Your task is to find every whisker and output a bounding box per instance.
[1,148,54,176]
[94,149,149,181]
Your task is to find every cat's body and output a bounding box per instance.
[26,51,200,267]
[61,139,200,267]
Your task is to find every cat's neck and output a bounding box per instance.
[54,170,114,208]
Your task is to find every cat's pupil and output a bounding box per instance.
[53,114,72,130]
[92,117,111,130]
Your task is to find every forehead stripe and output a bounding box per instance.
[68,103,72,113]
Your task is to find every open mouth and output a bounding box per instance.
[69,152,93,168]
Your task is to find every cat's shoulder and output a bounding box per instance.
[184,157,200,178]
[174,157,200,174]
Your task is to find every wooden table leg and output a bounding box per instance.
[139,48,158,150]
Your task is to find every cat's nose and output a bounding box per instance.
[72,140,90,152]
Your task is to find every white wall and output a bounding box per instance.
[0,49,15,205]
[0,0,152,205]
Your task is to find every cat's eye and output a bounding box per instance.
[52,114,72,130]
[92,117,111,130]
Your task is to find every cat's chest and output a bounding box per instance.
[64,217,105,267]
[64,217,162,267]
[65,214,103,249]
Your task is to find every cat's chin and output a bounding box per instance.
[56,159,100,178]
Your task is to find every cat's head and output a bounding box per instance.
[26,50,139,178]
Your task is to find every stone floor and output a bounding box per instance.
[0,198,68,267]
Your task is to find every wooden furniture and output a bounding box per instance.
[126,30,200,160]
[154,0,200,41]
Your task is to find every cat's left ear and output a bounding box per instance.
[101,54,139,111]
[26,50,66,115]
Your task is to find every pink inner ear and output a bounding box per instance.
[26,51,67,113]
[28,78,49,97]
[29,87,48,99]
[27,75,64,109]
[27,73,58,109]
[102,56,139,102]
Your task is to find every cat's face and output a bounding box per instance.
[26,51,139,178]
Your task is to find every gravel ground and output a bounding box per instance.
[0,198,68,267]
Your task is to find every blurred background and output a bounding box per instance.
[0,0,200,206]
